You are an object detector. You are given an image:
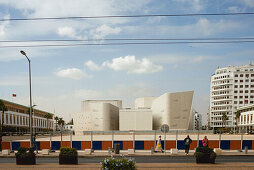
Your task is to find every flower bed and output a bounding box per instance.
[100,156,136,170]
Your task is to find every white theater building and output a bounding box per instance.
[209,64,254,130]
[73,100,122,135]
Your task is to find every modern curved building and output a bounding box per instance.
[151,91,194,130]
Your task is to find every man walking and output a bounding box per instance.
[184,135,192,155]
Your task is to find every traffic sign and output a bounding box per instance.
[161,124,169,133]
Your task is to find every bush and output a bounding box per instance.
[59,147,78,164]
[100,156,136,170]
[15,147,36,165]
[194,147,216,164]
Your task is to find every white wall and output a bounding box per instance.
[135,97,157,109]
[119,109,152,130]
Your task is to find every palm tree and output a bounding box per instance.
[58,118,65,146]
[0,100,8,133]
[54,116,59,131]
[222,113,229,128]
[44,113,53,133]
[235,110,241,133]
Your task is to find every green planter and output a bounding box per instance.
[59,147,78,164]
[194,147,216,164]
[15,147,36,165]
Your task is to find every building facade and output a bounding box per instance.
[0,99,54,132]
[73,100,122,134]
[209,64,254,129]
[193,112,202,130]
[238,104,254,133]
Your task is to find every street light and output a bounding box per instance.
[20,50,33,147]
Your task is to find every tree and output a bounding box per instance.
[222,113,229,128]
[57,118,65,147]
[67,118,73,125]
[44,113,53,132]
[235,110,241,133]
[54,116,59,131]
[0,100,8,133]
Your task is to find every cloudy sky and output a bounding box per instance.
[0,0,254,124]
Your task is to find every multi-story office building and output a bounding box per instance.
[193,112,202,130]
[238,104,254,132]
[209,64,254,129]
[0,99,54,132]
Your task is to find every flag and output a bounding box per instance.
[12,94,16,97]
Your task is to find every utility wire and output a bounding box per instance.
[0,40,254,48]
[1,37,254,43]
[1,13,254,22]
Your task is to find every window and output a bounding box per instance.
[239,101,243,104]
[234,101,237,104]
[235,74,238,77]
[246,85,249,88]
[246,74,249,77]
[240,74,243,77]
[251,96,254,98]
[234,85,238,88]
[245,96,248,98]
[240,90,243,93]
[235,80,238,83]
[251,74,254,77]
[251,101,254,104]
[251,79,254,82]
[246,79,249,82]
[234,96,238,99]
[245,90,248,93]
[251,90,254,93]
[234,90,238,93]
[240,85,243,88]
[240,96,243,98]
[240,80,243,82]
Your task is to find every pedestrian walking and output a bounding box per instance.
[184,135,192,155]
[155,136,163,152]
[202,136,209,147]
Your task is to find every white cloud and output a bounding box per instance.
[173,0,205,12]
[102,55,163,74]
[227,6,244,13]
[55,68,86,80]
[74,89,103,99]
[92,24,121,39]
[85,60,102,71]
[242,0,254,8]
[57,26,81,39]
[0,14,10,39]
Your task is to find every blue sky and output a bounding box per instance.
[0,0,254,123]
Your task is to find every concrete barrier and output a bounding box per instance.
[2,150,10,156]
[42,149,49,155]
[170,149,178,155]
[84,149,92,155]
[214,148,222,155]
[128,149,135,155]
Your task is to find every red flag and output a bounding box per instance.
[12,94,16,97]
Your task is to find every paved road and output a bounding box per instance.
[0,155,254,164]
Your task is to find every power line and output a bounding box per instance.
[1,37,254,43]
[1,13,254,22]
[0,40,254,48]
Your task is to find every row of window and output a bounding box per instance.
[213,85,230,90]
[212,91,230,96]
[234,90,254,93]
[214,75,230,80]
[212,106,231,111]
[213,101,230,105]
[234,96,254,99]
[235,74,254,77]
[235,79,254,83]
[234,100,254,104]
[213,96,230,100]
[0,113,53,128]
[213,80,230,85]
[234,85,254,88]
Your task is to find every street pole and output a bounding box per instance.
[20,51,33,147]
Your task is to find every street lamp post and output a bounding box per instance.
[20,50,33,147]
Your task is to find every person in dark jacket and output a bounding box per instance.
[184,135,192,155]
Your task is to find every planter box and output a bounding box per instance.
[195,153,215,164]
[16,156,36,165]
[59,154,78,164]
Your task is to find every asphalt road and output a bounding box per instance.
[0,156,254,164]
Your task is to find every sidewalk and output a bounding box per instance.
[1,149,254,158]
[0,163,254,170]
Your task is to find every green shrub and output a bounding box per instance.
[15,147,36,165]
[194,147,217,164]
[195,147,214,153]
[60,147,77,156]
[100,156,136,170]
